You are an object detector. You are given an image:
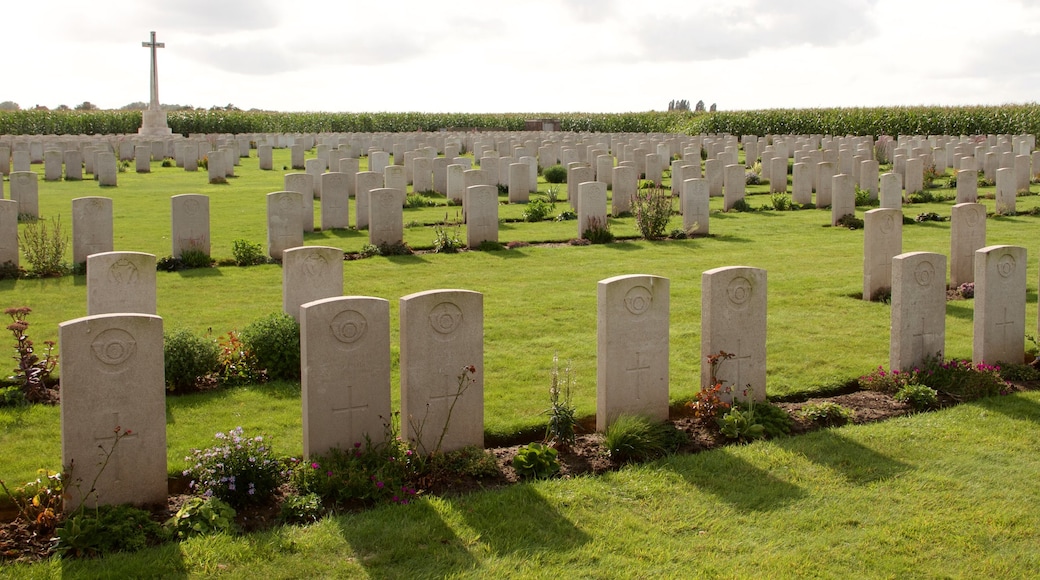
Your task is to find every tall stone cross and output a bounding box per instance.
[142,31,164,111]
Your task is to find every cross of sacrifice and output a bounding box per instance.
[141,31,165,110]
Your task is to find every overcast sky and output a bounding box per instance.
[8,0,1039,113]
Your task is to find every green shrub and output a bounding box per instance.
[544,354,578,449]
[581,216,614,244]
[858,365,918,394]
[432,222,463,253]
[422,445,500,479]
[603,415,681,463]
[165,496,237,539]
[164,328,220,392]
[543,164,567,184]
[184,426,284,508]
[20,216,68,278]
[512,443,560,479]
[835,214,863,229]
[894,383,939,411]
[215,330,266,386]
[241,312,300,381]
[522,198,553,222]
[232,239,268,266]
[854,187,878,207]
[279,492,324,525]
[741,400,793,437]
[56,504,165,559]
[998,363,1040,383]
[556,209,577,221]
[632,188,673,239]
[729,198,754,213]
[405,193,437,208]
[770,192,792,211]
[180,247,213,269]
[797,402,855,427]
[916,357,1009,400]
[292,432,419,507]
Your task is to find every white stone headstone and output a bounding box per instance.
[863,208,903,301]
[891,252,946,370]
[72,197,114,264]
[86,252,157,315]
[0,200,19,267]
[170,194,209,259]
[701,266,767,402]
[266,191,304,260]
[973,245,1027,365]
[368,188,404,247]
[282,246,344,321]
[465,185,499,248]
[950,203,986,288]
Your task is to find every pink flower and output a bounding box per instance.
[311,462,320,469]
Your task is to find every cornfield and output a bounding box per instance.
[1,105,1038,137]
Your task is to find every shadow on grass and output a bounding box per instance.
[452,484,590,556]
[165,381,301,424]
[60,542,189,579]
[772,431,911,485]
[664,447,805,511]
[335,500,477,578]
[971,392,1040,425]
[946,301,973,321]
[175,267,223,278]
[710,234,753,244]
[308,228,365,240]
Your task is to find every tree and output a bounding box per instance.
[74,101,98,111]
[0,101,19,111]
[55,104,70,111]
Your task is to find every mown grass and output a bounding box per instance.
[6,391,1040,578]
[2,149,1039,482]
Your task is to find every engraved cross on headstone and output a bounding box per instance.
[331,384,369,445]
[995,306,1017,354]
[92,412,139,486]
[626,351,651,400]
[141,31,165,111]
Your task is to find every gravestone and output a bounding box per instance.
[301,296,392,457]
[955,169,977,203]
[60,313,166,510]
[644,153,663,186]
[860,159,879,200]
[400,289,483,453]
[465,185,498,248]
[792,162,812,205]
[72,197,114,264]
[891,252,946,370]
[596,154,614,188]
[284,173,315,232]
[508,163,529,203]
[1015,154,1030,193]
[0,145,10,175]
[413,157,433,193]
[64,150,83,181]
[354,171,382,230]
[170,194,210,258]
[305,159,324,198]
[383,165,406,195]
[612,165,637,215]
[904,157,923,195]
[0,200,18,266]
[879,172,902,209]
[86,252,157,315]
[597,274,669,431]
[973,245,1027,365]
[682,178,709,235]
[446,164,465,203]
[950,203,986,288]
[183,142,198,172]
[567,166,594,209]
[258,145,273,170]
[44,150,63,181]
[368,188,404,247]
[816,161,835,207]
[12,150,30,173]
[266,191,304,259]
[369,151,390,175]
[701,266,767,402]
[831,173,855,226]
[995,167,1016,215]
[135,146,150,173]
[577,182,608,239]
[290,144,305,169]
[705,159,723,197]
[282,246,344,321]
[321,173,351,230]
[339,158,360,197]
[863,208,903,301]
[207,149,225,183]
[10,172,39,218]
[723,164,745,211]
[770,157,787,194]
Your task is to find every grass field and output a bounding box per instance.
[5,391,1040,578]
[1,146,1039,479]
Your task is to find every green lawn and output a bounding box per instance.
[6,391,1039,578]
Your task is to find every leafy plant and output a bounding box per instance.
[729,198,754,213]
[690,351,734,424]
[432,215,463,253]
[20,216,68,277]
[0,468,64,535]
[603,415,680,463]
[405,193,437,208]
[231,239,268,266]
[916,356,1010,401]
[858,365,919,394]
[279,492,324,525]
[522,198,553,222]
[581,216,614,244]
[216,330,266,386]
[542,164,567,184]
[241,312,300,381]
[183,426,284,508]
[556,209,577,221]
[165,496,237,539]
[997,363,1040,383]
[180,247,213,269]
[835,214,863,229]
[956,282,974,299]
[56,504,165,559]
[5,306,58,404]
[544,353,578,449]
[376,241,412,256]
[745,171,762,186]
[512,443,560,479]
[894,383,939,411]
[544,184,561,205]
[291,422,419,507]
[797,402,855,427]
[409,365,477,455]
[632,187,673,239]
[719,404,765,441]
[734,399,792,437]
[163,328,220,392]
[854,187,878,207]
[770,192,792,211]
[914,212,946,223]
